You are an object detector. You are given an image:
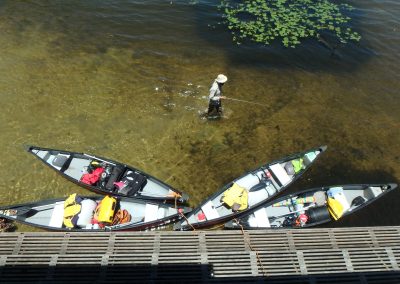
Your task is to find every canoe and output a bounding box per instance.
[224,183,397,229]
[173,145,327,230]
[26,145,189,203]
[0,194,191,231]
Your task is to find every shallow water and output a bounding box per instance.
[0,0,399,231]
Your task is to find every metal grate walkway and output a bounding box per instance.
[0,226,399,283]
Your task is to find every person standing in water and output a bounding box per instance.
[207,74,228,116]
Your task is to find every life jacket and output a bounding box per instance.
[221,183,248,211]
[63,193,82,228]
[291,158,304,173]
[81,167,104,185]
[93,196,117,224]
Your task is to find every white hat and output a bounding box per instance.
[216,74,228,83]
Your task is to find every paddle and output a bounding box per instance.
[0,207,38,217]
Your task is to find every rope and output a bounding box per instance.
[173,192,194,231]
[166,192,182,209]
[179,211,196,231]
[234,218,267,277]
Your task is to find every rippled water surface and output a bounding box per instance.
[0,0,399,231]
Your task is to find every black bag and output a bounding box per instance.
[307,205,331,222]
[105,166,124,191]
[351,196,366,207]
[118,171,147,196]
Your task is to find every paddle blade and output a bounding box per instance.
[0,207,37,217]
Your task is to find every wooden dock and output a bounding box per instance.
[0,226,399,283]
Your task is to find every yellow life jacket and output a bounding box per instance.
[292,158,304,173]
[221,183,248,211]
[327,197,344,220]
[63,193,82,228]
[94,196,117,224]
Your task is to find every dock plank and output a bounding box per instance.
[0,226,399,282]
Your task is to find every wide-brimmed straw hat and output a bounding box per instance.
[216,74,228,83]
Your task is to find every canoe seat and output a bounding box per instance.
[269,164,291,187]
[144,204,159,223]
[364,187,383,199]
[201,201,219,220]
[49,202,64,228]
[51,154,70,169]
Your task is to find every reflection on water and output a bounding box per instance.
[0,0,399,231]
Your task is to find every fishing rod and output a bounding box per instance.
[223,97,269,107]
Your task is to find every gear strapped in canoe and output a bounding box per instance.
[221,183,248,211]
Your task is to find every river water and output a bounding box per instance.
[0,0,399,231]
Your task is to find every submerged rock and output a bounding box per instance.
[0,218,15,232]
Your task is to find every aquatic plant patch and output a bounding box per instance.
[219,0,361,47]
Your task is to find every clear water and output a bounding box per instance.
[0,0,399,231]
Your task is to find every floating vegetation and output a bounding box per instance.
[219,0,361,48]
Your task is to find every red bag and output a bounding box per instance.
[80,167,104,185]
